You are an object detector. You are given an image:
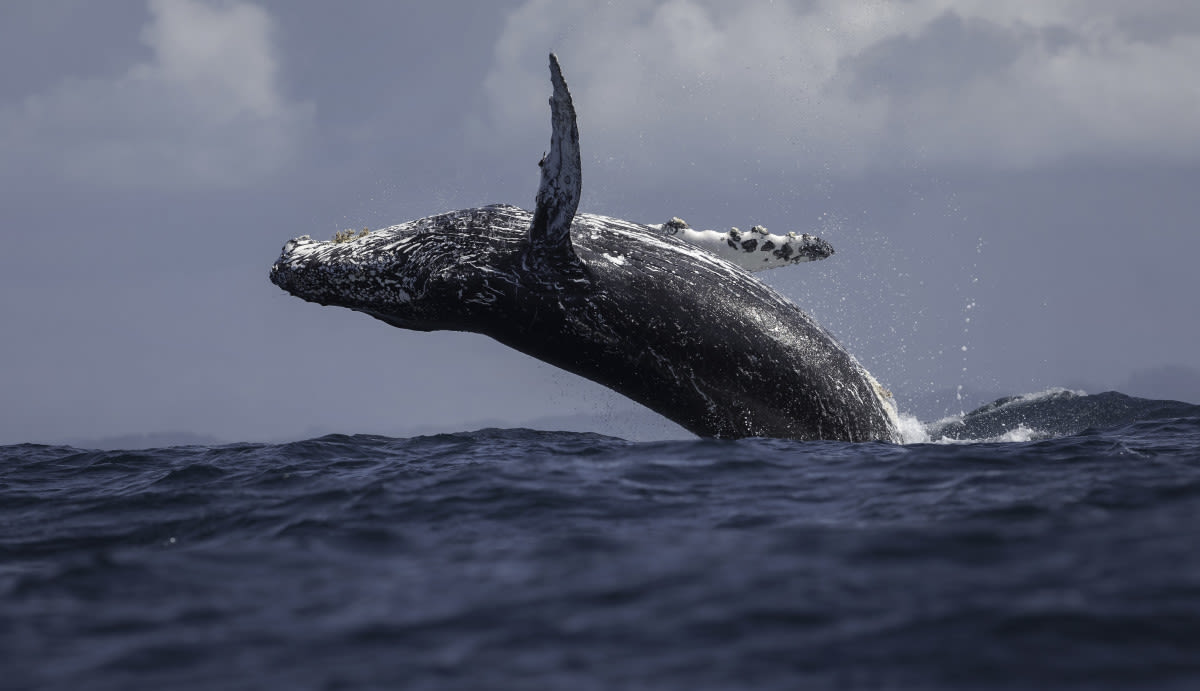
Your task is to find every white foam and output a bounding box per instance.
[924,424,1051,445]
[895,412,930,444]
[895,391,1071,445]
[995,425,1042,443]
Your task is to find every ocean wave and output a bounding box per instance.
[4,392,1200,689]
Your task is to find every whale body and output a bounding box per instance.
[271,55,900,442]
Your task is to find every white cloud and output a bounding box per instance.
[483,0,1200,175]
[0,0,312,188]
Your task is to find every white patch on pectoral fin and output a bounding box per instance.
[658,218,834,272]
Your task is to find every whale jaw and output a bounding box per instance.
[269,208,538,334]
[269,232,430,328]
[270,235,380,308]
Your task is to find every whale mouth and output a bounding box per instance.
[270,229,423,316]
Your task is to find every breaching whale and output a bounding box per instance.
[271,55,900,442]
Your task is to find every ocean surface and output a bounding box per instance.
[4,389,1200,690]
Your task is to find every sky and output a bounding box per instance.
[2,0,1198,445]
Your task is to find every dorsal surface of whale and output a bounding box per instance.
[271,55,900,442]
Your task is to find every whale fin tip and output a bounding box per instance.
[528,53,582,268]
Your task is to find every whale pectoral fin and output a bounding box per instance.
[655,222,835,272]
[528,53,582,266]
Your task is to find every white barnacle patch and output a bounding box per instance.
[603,252,627,266]
[662,217,690,235]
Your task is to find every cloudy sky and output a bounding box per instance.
[2,0,1198,445]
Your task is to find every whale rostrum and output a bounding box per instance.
[271,54,900,442]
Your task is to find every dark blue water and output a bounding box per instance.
[4,391,1200,690]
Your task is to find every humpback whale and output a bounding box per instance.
[271,55,900,442]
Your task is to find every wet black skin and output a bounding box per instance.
[271,204,897,442]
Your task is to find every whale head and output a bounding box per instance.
[269,214,522,333]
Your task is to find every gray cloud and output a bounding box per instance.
[0,0,312,188]
[843,12,1033,97]
[481,1,1200,173]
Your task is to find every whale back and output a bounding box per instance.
[468,207,900,442]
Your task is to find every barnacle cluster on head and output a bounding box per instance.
[332,227,371,243]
